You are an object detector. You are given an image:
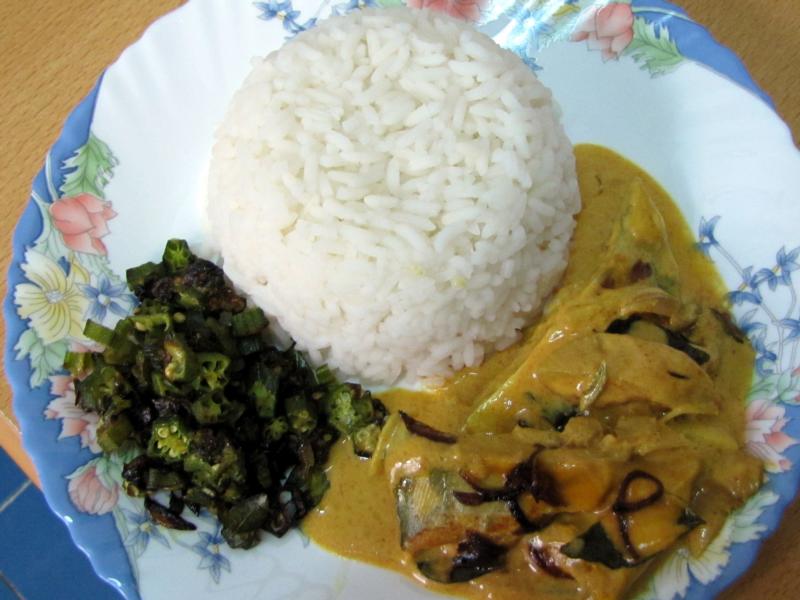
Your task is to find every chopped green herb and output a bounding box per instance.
[163,239,193,273]
[230,307,269,337]
[83,320,115,346]
[66,239,387,549]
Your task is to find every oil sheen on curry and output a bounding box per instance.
[303,145,763,600]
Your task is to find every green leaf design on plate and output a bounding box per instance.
[111,503,142,580]
[31,192,69,262]
[14,328,68,388]
[60,133,119,199]
[376,0,406,7]
[552,3,581,18]
[625,17,684,76]
[747,371,800,404]
[748,373,778,403]
[93,451,134,490]
[76,252,118,281]
[775,370,800,404]
[729,489,779,543]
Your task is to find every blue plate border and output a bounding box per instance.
[3,75,140,600]
[3,3,795,599]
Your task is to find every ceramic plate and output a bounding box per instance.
[5,1,800,599]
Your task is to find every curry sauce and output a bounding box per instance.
[303,145,762,600]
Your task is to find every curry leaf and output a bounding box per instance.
[678,508,705,530]
[222,494,270,533]
[144,496,196,531]
[625,18,684,76]
[450,533,508,583]
[561,523,632,569]
[60,134,119,199]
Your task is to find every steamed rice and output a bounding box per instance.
[207,7,580,383]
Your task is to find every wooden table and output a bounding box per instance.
[1,1,797,597]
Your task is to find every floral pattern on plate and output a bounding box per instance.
[25,123,799,600]
[8,132,235,587]
[27,137,798,599]
[262,0,687,74]
[6,1,799,599]
[12,136,126,386]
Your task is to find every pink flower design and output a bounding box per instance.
[571,3,635,61]
[68,462,119,515]
[746,399,799,473]
[44,375,100,453]
[407,0,487,22]
[50,193,117,256]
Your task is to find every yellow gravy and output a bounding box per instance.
[303,145,762,600]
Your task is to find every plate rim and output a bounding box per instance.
[4,1,798,599]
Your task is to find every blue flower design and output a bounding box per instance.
[776,246,800,286]
[755,349,778,377]
[255,1,316,36]
[739,308,767,339]
[728,266,765,306]
[191,525,231,584]
[779,318,800,342]
[520,54,542,71]
[739,310,777,376]
[331,0,376,16]
[255,0,298,21]
[748,333,777,375]
[80,274,134,322]
[697,215,720,255]
[729,289,762,306]
[751,267,780,292]
[487,6,557,71]
[122,507,170,557]
[505,8,555,48]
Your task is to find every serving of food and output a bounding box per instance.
[5,2,800,600]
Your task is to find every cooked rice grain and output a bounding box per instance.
[207,7,580,383]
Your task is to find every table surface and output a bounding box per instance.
[1,1,798,598]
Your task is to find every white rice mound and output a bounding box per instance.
[207,7,580,384]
